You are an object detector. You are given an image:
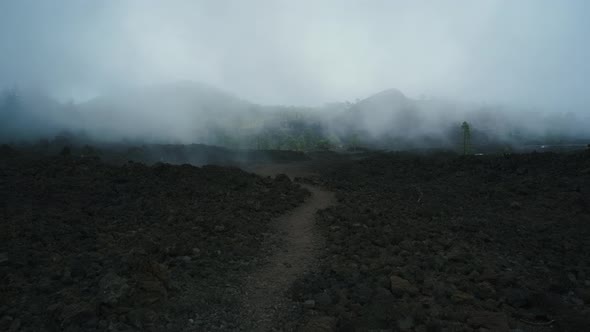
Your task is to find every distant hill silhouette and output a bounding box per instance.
[77,81,257,142]
[2,81,588,150]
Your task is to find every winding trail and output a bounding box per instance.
[240,163,335,331]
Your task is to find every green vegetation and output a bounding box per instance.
[204,111,348,152]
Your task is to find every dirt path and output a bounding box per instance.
[240,163,335,331]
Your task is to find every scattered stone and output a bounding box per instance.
[70,261,87,279]
[291,152,590,332]
[181,255,192,263]
[60,302,96,326]
[128,309,146,328]
[135,276,167,305]
[467,312,510,332]
[479,269,498,283]
[356,283,374,304]
[576,288,590,303]
[446,246,469,262]
[390,275,418,296]
[568,273,577,283]
[451,291,474,304]
[303,300,316,309]
[315,292,332,307]
[504,288,529,308]
[300,316,336,332]
[0,316,13,332]
[4,144,590,331]
[275,174,291,183]
[0,152,309,331]
[98,272,130,305]
[398,316,415,330]
[476,282,497,299]
[61,267,73,285]
[47,302,63,315]
[7,318,20,332]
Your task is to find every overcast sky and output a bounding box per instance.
[0,0,588,110]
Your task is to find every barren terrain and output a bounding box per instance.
[1,146,590,331]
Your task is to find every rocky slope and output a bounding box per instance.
[0,151,308,331]
[293,150,590,331]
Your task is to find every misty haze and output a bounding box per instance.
[1,1,589,331]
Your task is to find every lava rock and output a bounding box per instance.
[303,300,316,309]
[504,288,529,308]
[467,311,510,332]
[315,292,333,307]
[98,272,130,305]
[390,275,418,296]
[299,316,336,332]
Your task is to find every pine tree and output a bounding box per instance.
[461,121,471,155]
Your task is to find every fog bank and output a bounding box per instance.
[0,1,589,151]
[1,1,589,109]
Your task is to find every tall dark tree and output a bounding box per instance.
[0,87,21,114]
[461,121,471,155]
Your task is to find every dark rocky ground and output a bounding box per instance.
[292,150,590,331]
[0,147,308,331]
[2,142,590,332]
[8,140,310,167]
